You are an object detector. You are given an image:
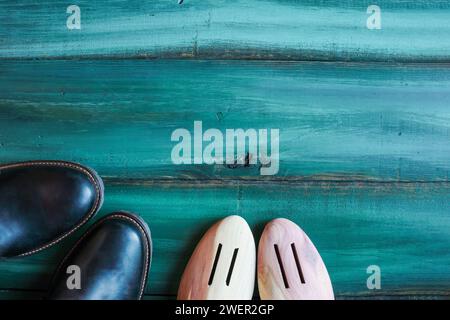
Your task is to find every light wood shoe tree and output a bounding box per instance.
[258,218,334,300]
[178,215,256,300]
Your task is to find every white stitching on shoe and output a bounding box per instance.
[0,160,102,257]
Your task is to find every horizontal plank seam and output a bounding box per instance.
[103,178,450,186]
[1,57,450,65]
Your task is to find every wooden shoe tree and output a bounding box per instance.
[177,215,256,300]
[258,218,334,300]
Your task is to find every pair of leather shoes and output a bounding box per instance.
[0,161,151,300]
[177,215,334,300]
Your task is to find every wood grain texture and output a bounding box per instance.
[1,1,449,61]
[177,215,255,300]
[1,289,449,300]
[0,58,448,299]
[0,181,448,298]
[258,218,334,300]
[0,60,449,181]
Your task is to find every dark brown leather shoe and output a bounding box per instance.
[0,160,104,258]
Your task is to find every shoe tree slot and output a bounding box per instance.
[208,244,240,287]
[225,248,239,286]
[274,243,305,289]
[273,244,289,288]
[258,218,334,300]
[208,243,222,286]
[291,243,306,284]
[178,215,255,300]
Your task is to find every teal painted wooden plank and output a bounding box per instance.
[1,290,448,300]
[0,290,44,300]
[0,290,449,300]
[0,60,449,181]
[0,181,449,297]
[0,289,173,300]
[0,0,449,61]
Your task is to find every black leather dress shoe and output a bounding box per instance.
[0,160,104,258]
[48,212,152,300]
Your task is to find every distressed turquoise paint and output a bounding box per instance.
[0,60,449,298]
[0,1,449,299]
[0,60,449,181]
[0,181,449,298]
[0,0,449,61]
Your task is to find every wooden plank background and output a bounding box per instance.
[0,0,449,299]
[1,0,450,61]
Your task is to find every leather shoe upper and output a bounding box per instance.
[48,212,152,300]
[0,160,103,258]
